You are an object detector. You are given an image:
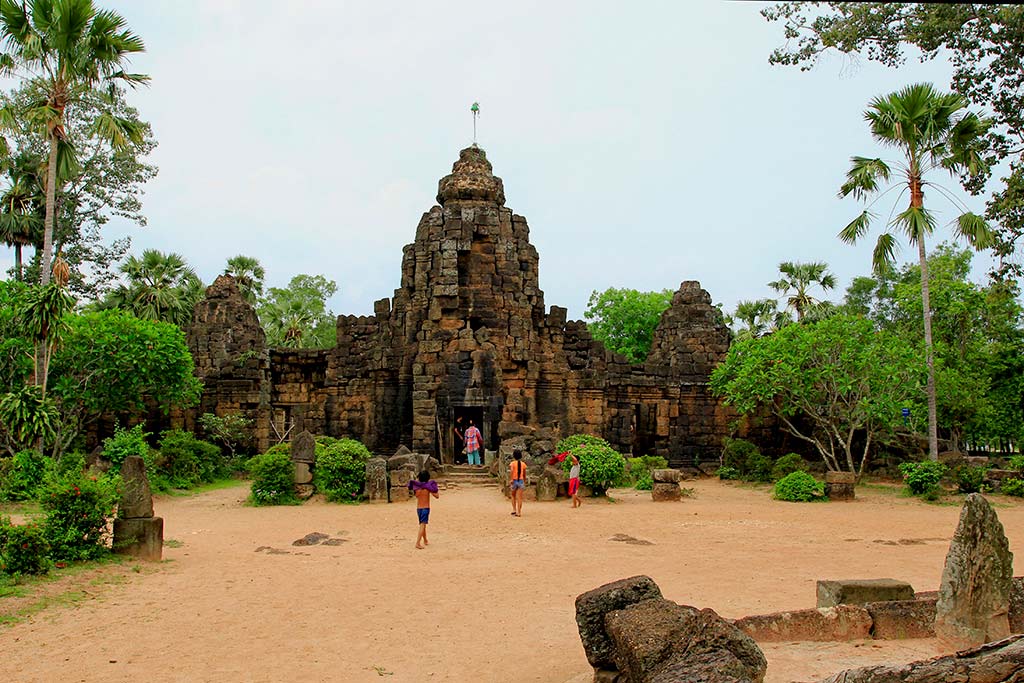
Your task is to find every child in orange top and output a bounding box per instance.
[408,470,439,549]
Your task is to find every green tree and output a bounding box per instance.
[47,309,201,456]
[0,151,42,281]
[0,0,148,287]
[257,274,337,349]
[768,261,837,321]
[838,82,993,461]
[99,249,204,328]
[710,314,923,475]
[224,255,264,306]
[730,298,789,341]
[762,3,1024,282]
[583,287,673,363]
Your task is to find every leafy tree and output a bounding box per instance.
[768,261,837,321]
[0,151,42,281]
[710,314,923,474]
[224,255,264,306]
[198,412,253,459]
[0,0,149,287]
[98,249,204,328]
[0,279,32,392]
[583,287,673,363]
[762,3,1024,282]
[730,298,789,340]
[257,274,337,349]
[46,310,202,456]
[838,82,993,461]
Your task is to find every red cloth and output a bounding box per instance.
[547,451,570,466]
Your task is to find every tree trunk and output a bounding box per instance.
[41,134,58,286]
[918,238,940,461]
[14,243,22,281]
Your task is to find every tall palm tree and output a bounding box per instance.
[838,82,994,461]
[224,255,265,305]
[101,249,201,327]
[0,0,148,285]
[0,152,43,280]
[732,298,789,340]
[768,261,837,321]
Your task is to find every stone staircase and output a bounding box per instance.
[442,464,498,489]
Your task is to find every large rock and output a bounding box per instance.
[818,634,1024,683]
[390,469,413,488]
[1010,577,1024,634]
[733,605,872,642]
[935,493,1014,648]
[118,455,153,519]
[365,458,388,502]
[291,430,316,464]
[575,575,663,669]
[816,579,915,607]
[113,516,163,561]
[536,468,558,501]
[605,598,767,683]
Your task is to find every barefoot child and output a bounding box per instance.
[408,470,439,549]
[569,454,582,508]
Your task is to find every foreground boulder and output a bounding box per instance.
[934,493,1014,649]
[576,575,663,670]
[818,635,1024,683]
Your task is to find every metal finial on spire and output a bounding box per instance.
[471,101,480,146]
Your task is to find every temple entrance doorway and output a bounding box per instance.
[451,405,484,465]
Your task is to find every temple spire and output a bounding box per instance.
[471,101,480,146]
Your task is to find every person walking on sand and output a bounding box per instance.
[509,449,527,517]
[464,419,482,466]
[568,454,582,508]
[408,470,439,549]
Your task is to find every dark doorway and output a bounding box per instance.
[452,405,484,464]
[633,403,657,457]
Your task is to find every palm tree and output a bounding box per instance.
[0,0,148,285]
[224,255,265,305]
[0,152,43,280]
[768,261,837,321]
[101,249,202,327]
[732,298,789,340]
[838,82,994,461]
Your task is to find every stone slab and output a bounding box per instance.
[866,598,937,639]
[733,605,872,642]
[817,579,915,608]
[118,455,154,519]
[113,516,163,562]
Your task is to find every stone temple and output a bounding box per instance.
[182,147,755,465]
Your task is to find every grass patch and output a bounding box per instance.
[163,476,248,497]
[0,500,43,519]
[163,538,184,548]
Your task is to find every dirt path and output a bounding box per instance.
[1,479,1022,682]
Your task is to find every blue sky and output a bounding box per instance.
[0,1,998,321]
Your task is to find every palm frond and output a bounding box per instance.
[892,205,936,243]
[839,210,874,244]
[871,233,899,275]
[839,156,891,199]
[955,212,994,250]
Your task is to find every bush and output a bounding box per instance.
[625,455,668,489]
[898,461,948,496]
[41,473,120,562]
[314,438,372,502]
[773,471,825,502]
[247,451,299,506]
[102,424,152,472]
[0,519,50,576]
[722,437,760,472]
[716,466,740,480]
[954,465,988,494]
[1008,455,1024,473]
[156,429,225,488]
[555,434,610,454]
[0,449,50,501]
[1001,478,1024,497]
[743,453,774,483]
[561,442,626,494]
[771,453,807,481]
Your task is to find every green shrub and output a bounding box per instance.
[314,438,372,502]
[743,453,774,483]
[0,449,49,501]
[561,442,626,494]
[954,465,988,494]
[102,424,152,472]
[1001,478,1024,497]
[156,429,225,488]
[54,451,86,481]
[625,455,668,489]
[265,443,290,457]
[41,473,120,562]
[717,466,740,480]
[247,451,299,506]
[722,437,760,473]
[898,461,948,496]
[0,519,50,576]
[771,453,807,481]
[1008,455,1024,473]
[555,434,610,454]
[773,471,825,502]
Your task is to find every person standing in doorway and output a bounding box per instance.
[509,449,527,517]
[568,454,582,508]
[464,419,482,466]
[453,416,465,464]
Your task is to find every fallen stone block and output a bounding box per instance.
[733,605,872,642]
[817,579,916,608]
[575,575,663,670]
[113,516,163,562]
[866,598,937,639]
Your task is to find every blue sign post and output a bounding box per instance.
[901,407,910,426]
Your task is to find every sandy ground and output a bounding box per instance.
[1,479,1023,683]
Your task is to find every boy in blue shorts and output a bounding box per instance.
[408,470,439,549]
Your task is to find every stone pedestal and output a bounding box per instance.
[816,579,915,607]
[651,482,682,502]
[652,469,680,484]
[113,517,164,562]
[825,471,856,501]
[293,462,313,485]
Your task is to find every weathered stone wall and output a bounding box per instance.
[184,147,768,464]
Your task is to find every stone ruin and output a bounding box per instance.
[574,495,1024,682]
[176,146,774,465]
[112,455,163,562]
